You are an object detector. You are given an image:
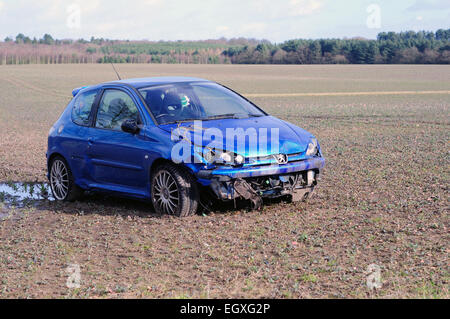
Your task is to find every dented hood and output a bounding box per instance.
[159,115,314,157]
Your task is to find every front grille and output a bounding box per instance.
[246,152,304,166]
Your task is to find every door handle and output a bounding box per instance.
[87,137,94,145]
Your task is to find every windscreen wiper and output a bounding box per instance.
[163,118,204,125]
[163,113,253,125]
[205,113,244,120]
[248,113,265,117]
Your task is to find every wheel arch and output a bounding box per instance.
[47,152,67,172]
[150,158,196,178]
[149,158,199,216]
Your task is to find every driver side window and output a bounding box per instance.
[95,89,140,131]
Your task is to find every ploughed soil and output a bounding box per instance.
[0,64,448,298]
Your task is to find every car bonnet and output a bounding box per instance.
[158,115,313,157]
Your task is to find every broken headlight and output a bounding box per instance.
[199,148,245,165]
[306,138,318,156]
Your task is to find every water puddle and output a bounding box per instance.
[0,182,54,219]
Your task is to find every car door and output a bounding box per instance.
[85,88,150,195]
[65,88,100,187]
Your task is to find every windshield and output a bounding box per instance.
[138,82,266,125]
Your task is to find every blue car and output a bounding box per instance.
[47,77,324,216]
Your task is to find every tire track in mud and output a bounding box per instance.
[244,90,450,97]
[2,77,68,98]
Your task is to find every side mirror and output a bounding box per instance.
[121,119,139,134]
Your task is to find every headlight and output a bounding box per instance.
[235,154,245,165]
[219,151,232,163]
[203,149,215,162]
[306,138,318,156]
[199,148,244,165]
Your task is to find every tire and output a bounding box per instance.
[49,156,83,201]
[151,163,198,217]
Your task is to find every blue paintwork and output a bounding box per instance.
[158,115,314,157]
[47,77,325,201]
[72,86,88,97]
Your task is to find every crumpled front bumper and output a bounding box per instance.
[196,156,325,180]
[196,156,325,204]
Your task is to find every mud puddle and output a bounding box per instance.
[0,182,53,220]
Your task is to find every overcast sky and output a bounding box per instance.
[0,0,449,42]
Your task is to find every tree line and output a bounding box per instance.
[1,29,449,65]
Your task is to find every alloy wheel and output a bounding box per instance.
[50,159,69,200]
[152,170,180,215]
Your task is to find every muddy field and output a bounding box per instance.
[0,64,448,298]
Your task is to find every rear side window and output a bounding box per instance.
[71,90,98,126]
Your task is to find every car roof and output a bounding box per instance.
[103,76,210,89]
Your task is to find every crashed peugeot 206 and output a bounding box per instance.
[47,77,325,216]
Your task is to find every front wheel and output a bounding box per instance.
[49,156,83,201]
[151,163,198,217]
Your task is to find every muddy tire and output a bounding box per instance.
[49,155,83,201]
[151,163,198,217]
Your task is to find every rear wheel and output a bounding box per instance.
[49,156,83,201]
[151,163,198,217]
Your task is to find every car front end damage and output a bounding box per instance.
[196,154,325,209]
[166,116,325,210]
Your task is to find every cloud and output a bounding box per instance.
[142,0,162,5]
[0,0,447,43]
[407,0,449,11]
[78,0,102,14]
[34,1,61,20]
[216,25,230,32]
[242,23,267,33]
[96,22,116,33]
[249,0,324,19]
[289,0,324,16]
